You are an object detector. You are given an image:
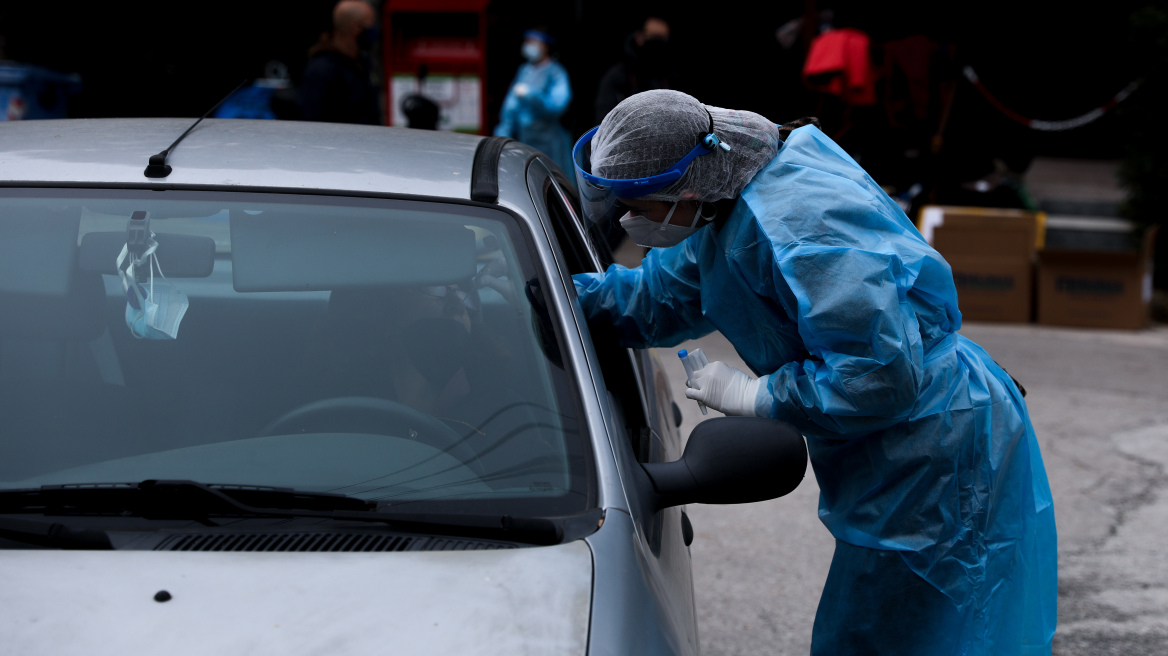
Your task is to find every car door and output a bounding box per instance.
[527,158,698,647]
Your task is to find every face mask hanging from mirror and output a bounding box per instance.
[116,234,189,340]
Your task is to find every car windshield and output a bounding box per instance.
[0,189,590,518]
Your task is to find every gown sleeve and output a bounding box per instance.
[526,63,572,120]
[572,237,715,349]
[757,239,926,436]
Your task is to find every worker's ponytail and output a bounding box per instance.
[779,117,821,140]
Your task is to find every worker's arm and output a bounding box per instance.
[572,236,715,349]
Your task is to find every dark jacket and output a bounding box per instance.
[594,34,682,123]
[299,48,380,125]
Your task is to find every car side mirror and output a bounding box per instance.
[640,417,807,512]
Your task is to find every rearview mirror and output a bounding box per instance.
[79,232,216,278]
[640,417,807,511]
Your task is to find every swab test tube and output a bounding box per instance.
[678,348,709,415]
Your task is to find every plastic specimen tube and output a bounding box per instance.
[678,348,709,415]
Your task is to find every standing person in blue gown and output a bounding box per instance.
[571,89,1057,656]
[494,28,574,175]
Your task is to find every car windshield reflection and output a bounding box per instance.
[0,190,588,518]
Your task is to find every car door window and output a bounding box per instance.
[536,163,691,559]
[547,171,684,451]
[542,179,600,278]
[531,161,666,466]
[546,171,616,272]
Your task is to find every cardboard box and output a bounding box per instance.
[1036,227,1157,330]
[944,254,1034,323]
[917,206,1042,323]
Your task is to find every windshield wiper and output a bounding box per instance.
[0,516,112,550]
[0,481,585,545]
[0,480,374,516]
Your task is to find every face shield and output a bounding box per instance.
[571,109,730,225]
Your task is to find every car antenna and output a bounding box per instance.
[144,79,248,179]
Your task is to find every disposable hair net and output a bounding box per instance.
[592,89,781,202]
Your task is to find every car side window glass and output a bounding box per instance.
[548,174,616,271]
[535,168,655,463]
[543,183,598,276]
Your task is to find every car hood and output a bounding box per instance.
[0,541,592,655]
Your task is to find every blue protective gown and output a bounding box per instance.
[573,126,1057,655]
[494,59,573,175]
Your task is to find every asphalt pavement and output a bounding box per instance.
[652,321,1168,656]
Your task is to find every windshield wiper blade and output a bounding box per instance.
[0,480,373,517]
[0,516,112,550]
[0,481,586,545]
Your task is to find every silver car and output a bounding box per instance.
[0,118,806,655]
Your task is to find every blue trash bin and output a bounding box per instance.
[213,79,295,120]
[0,63,82,121]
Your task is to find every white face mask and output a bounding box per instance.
[618,202,715,249]
[521,42,544,62]
[117,241,190,340]
[128,277,189,340]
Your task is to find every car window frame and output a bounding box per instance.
[532,166,691,563]
[525,162,686,474]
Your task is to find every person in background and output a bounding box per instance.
[400,65,440,130]
[571,90,1057,655]
[594,17,680,124]
[299,0,380,125]
[401,93,439,130]
[592,16,681,250]
[494,27,573,175]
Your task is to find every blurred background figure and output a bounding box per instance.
[400,92,440,130]
[494,27,573,174]
[399,64,440,130]
[591,16,681,251]
[299,0,380,125]
[0,26,81,122]
[594,16,680,123]
[212,61,299,121]
[0,61,81,122]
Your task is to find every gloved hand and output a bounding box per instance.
[684,360,764,417]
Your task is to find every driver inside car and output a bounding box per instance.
[305,276,555,483]
[313,281,481,415]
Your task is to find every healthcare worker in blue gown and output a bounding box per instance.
[493,28,574,175]
[571,89,1057,656]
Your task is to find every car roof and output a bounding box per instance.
[0,118,484,198]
